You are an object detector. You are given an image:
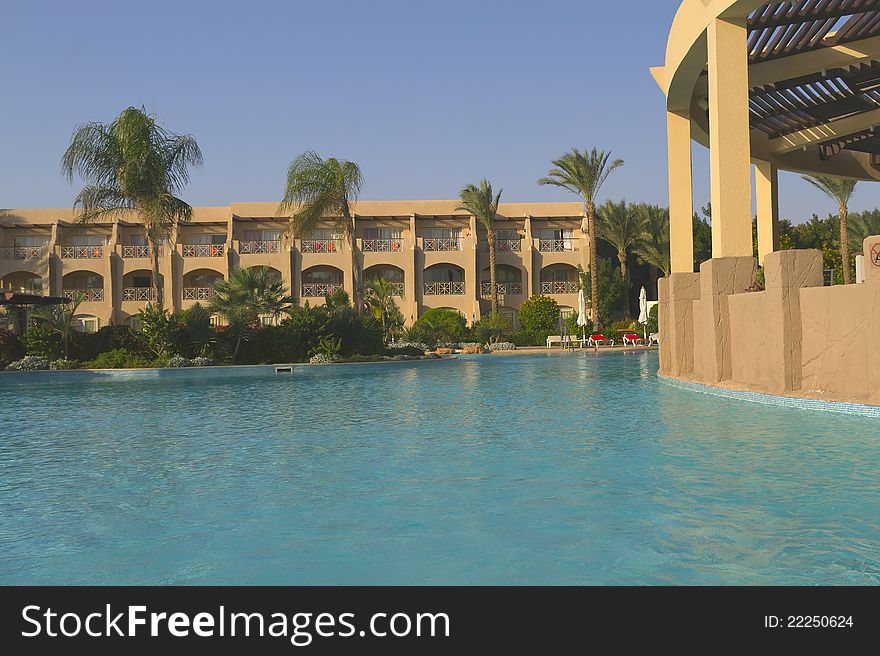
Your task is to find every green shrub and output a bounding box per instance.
[49,358,80,370]
[580,260,625,327]
[409,308,467,346]
[518,295,560,344]
[338,353,385,363]
[0,330,25,369]
[72,325,146,362]
[177,303,215,358]
[471,311,510,346]
[82,348,156,369]
[647,304,658,334]
[6,355,49,371]
[25,322,61,359]
[383,344,425,357]
[135,304,181,357]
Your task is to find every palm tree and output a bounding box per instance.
[538,147,623,329]
[209,266,289,363]
[632,204,671,277]
[847,208,880,251]
[456,179,503,313]
[61,107,202,307]
[32,293,86,359]
[597,200,645,303]
[278,151,365,312]
[802,175,858,284]
[363,277,403,341]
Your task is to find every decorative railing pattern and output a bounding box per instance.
[183,287,214,300]
[424,281,465,295]
[422,238,460,252]
[491,239,521,252]
[390,282,405,296]
[122,245,162,258]
[301,283,343,297]
[540,281,578,294]
[183,244,225,257]
[239,240,281,254]
[123,287,155,301]
[481,282,522,296]
[61,245,104,259]
[0,246,45,260]
[63,288,103,302]
[539,239,572,252]
[301,239,342,253]
[362,239,402,253]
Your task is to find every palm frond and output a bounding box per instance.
[455,178,502,230]
[801,175,857,206]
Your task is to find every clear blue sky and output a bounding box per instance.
[3,0,880,222]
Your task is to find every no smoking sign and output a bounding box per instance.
[872,243,880,268]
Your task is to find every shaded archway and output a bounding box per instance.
[364,264,405,297]
[540,264,578,295]
[122,269,164,302]
[423,263,465,295]
[183,268,223,301]
[301,265,344,298]
[62,271,104,302]
[1,271,43,294]
[480,264,523,297]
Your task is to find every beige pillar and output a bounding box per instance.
[707,17,753,258]
[667,110,694,273]
[755,161,779,266]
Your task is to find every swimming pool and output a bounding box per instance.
[1,352,878,585]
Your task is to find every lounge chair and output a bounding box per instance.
[622,333,645,346]
[546,335,563,348]
[588,334,614,347]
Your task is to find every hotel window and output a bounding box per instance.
[188,233,227,245]
[243,229,282,241]
[132,275,152,288]
[538,228,573,250]
[13,236,49,248]
[495,229,518,240]
[68,234,107,246]
[422,227,461,251]
[363,227,403,252]
[74,316,101,334]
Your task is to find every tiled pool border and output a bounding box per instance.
[659,375,880,418]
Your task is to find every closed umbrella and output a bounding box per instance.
[638,286,648,340]
[577,287,588,341]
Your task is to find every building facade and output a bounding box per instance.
[0,200,587,331]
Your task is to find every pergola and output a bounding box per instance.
[652,0,880,271]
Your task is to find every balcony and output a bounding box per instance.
[422,238,460,252]
[301,282,343,297]
[481,282,522,297]
[123,287,155,301]
[183,244,225,258]
[301,239,342,254]
[424,281,465,295]
[61,245,104,259]
[239,240,281,254]
[540,281,578,294]
[389,282,405,297]
[0,246,45,261]
[362,239,402,253]
[487,239,521,253]
[63,288,104,302]
[122,245,162,258]
[538,239,572,252]
[183,287,215,300]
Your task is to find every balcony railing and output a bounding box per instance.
[424,281,465,295]
[239,240,281,254]
[301,239,342,253]
[540,281,578,294]
[489,239,521,252]
[61,245,104,259]
[481,282,522,297]
[422,238,460,252]
[0,246,45,260]
[183,287,214,300]
[539,239,573,252]
[122,245,162,258]
[389,282,405,297]
[362,238,402,253]
[183,244,225,257]
[123,287,155,301]
[301,282,343,297]
[63,288,104,302]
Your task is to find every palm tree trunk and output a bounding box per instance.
[148,233,162,308]
[840,204,851,284]
[232,333,242,364]
[587,201,601,330]
[618,250,630,320]
[345,214,363,313]
[487,230,498,314]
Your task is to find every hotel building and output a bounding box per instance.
[0,201,587,331]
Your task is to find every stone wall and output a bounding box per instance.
[658,238,880,406]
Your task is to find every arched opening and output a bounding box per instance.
[540,264,578,295]
[364,264,405,297]
[558,305,575,332]
[301,265,344,298]
[248,265,282,283]
[1,271,43,294]
[122,270,163,302]
[423,264,465,295]
[480,264,523,297]
[62,271,104,302]
[184,269,223,301]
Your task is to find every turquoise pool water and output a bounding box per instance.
[1,352,878,585]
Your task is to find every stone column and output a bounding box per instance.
[667,110,694,273]
[708,17,753,258]
[665,272,701,377]
[523,215,534,296]
[755,160,779,266]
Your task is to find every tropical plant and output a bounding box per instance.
[278,151,365,311]
[457,178,503,313]
[538,147,623,329]
[597,199,644,318]
[802,175,858,284]
[311,336,342,360]
[178,302,215,357]
[135,303,179,357]
[32,293,86,358]
[209,267,289,363]
[409,308,467,346]
[579,260,625,327]
[363,277,404,342]
[847,208,880,250]
[471,311,510,346]
[633,204,671,277]
[0,330,25,369]
[61,106,202,306]
[518,294,560,343]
